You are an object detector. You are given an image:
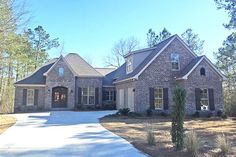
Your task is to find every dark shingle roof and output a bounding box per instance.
[177,56,203,78]
[15,62,55,85]
[103,63,126,86]
[111,35,176,83]
[65,53,102,77]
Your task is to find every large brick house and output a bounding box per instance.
[14,34,226,114]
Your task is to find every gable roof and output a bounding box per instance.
[65,53,103,77]
[177,55,226,80]
[15,61,56,85]
[113,34,186,83]
[112,34,226,84]
[15,53,103,85]
[43,55,77,77]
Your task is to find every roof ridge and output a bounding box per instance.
[124,35,177,58]
[65,53,103,77]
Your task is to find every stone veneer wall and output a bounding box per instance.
[45,58,75,110]
[134,38,196,113]
[14,86,45,112]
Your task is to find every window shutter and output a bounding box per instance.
[102,90,106,101]
[34,89,39,106]
[95,88,99,105]
[78,87,82,104]
[195,88,201,110]
[114,91,116,101]
[163,88,169,110]
[22,89,27,105]
[208,88,215,111]
[149,88,155,109]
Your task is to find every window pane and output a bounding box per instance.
[110,91,114,101]
[27,89,34,106]
[58,67,64,77]
[171,53,179,61]
[82,96,87,104]
[89,96,95,104]
[89,87,95,96]
[82,88,88,96]
[200,89,209,110]
[54,92,60,102]
[154,88,163,109]
[104,91,109,100]
[171,53,179,70]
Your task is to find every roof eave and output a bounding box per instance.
[113,77,137,84]
[14,84,46,87]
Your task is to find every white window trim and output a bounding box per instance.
[154,88,163,110]
[27,89,34,106]
[81,87,95,105]
[171,53,180,71]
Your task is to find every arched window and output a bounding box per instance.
[200,68,206,76]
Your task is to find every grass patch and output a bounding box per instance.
[100,116,236,157]
[0,115,16,134]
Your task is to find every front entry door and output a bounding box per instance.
[52,87,68,108]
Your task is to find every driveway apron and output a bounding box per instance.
[0,111,147,157]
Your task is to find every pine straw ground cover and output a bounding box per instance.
[100,115,236,157]
[0,115,16,134]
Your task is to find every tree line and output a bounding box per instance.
[214,0,236,116]
[0,0,59,113]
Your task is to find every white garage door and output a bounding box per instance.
[119,89,124,109]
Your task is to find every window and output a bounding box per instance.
[126,57,133,73]
[200,68,206,76]
[154,88,163,109]
[82,87,95,105]
[171,53,180,70]
[58,67,64,77]
[27,89,34,106]
[200,89,209,110]
[104,91,114,101]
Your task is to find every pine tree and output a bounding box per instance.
[171,86,186,150]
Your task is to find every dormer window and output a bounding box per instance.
[126,57,133,73]
[58,67,64,77]
[200,68,206,76]
[171,53,180,71]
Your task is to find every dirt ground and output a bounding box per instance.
[100,115,236,157]
[0,115,16,134]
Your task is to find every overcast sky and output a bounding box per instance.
[26,0,230,67]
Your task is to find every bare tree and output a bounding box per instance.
[105,37,139,68]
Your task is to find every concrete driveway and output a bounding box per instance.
[0,111,146,157]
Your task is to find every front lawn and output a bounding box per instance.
[0,115,16,134]
[100,115,236,157]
